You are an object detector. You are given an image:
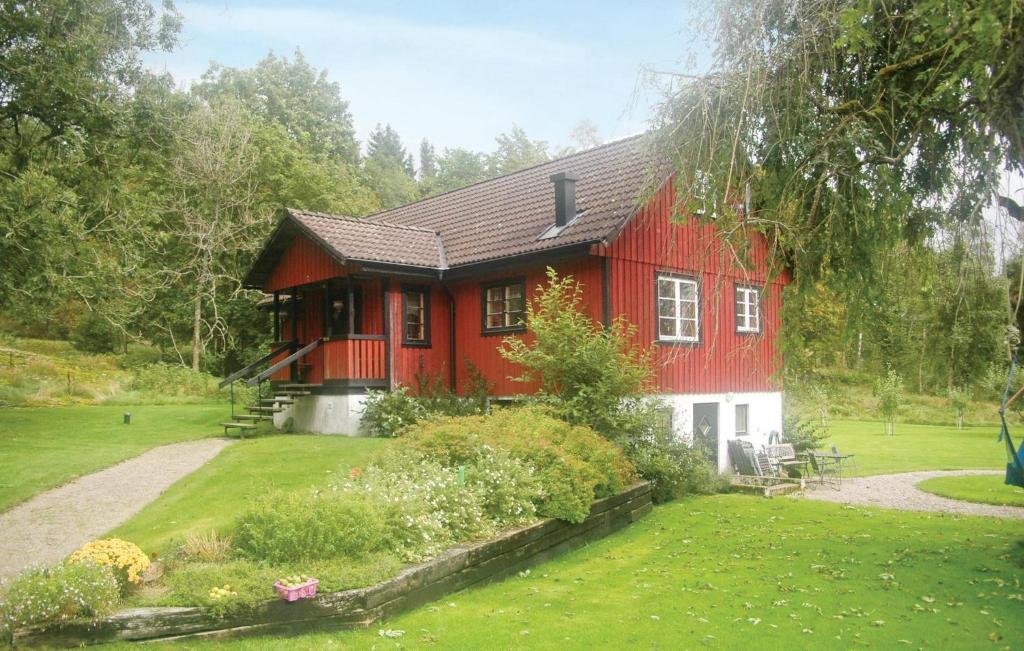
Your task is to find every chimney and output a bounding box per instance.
[550,171,578,227]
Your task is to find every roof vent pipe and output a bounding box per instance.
[550,171,579,228]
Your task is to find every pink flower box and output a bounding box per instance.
[273,577,319,602]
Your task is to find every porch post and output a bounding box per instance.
[322,281,330,339]
[272,291,280,342]
[290,287,299,381]
[347,277,355,336]
[382,278,392,391]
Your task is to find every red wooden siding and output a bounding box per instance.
[598,179,786,394]
[446,256,603,396]
[388,281,453,390]
[264,234,348,293]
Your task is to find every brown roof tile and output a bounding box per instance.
[364,134,665,267]
[289,209,444,269]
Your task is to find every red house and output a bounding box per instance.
[235,135,786,469]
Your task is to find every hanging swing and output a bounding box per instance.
[997,349,1024,489]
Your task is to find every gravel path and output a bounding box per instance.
[802,469,1024,519]
[0,438,233,579]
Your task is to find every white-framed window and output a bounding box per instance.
[657,274,700,343]
[482,279,525,332]
[735,404,749,436]
[735,285,761,334]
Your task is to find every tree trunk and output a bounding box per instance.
[192,290,201,372]
[856,331,863,369]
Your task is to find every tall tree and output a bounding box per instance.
[419,139,438,181]
[366,123,414,176]
[488,125,549,175]
[194,50,359,163]
[560,119,602,155]
[654,0,1024,297]
[0,0,181,324]
[433,147,489,193]
[160,98,267,371]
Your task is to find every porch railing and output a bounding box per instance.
[322,336,386,381]
[247,338,323,387]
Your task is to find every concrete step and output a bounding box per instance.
[222,422,257,434]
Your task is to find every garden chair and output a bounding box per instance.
[831,445,857,472]
[727,440,803,497]
[808,452,841,490]
[765,443,809,477]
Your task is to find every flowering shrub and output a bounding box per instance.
[404,407,635,523]
[464,446,542,527]
[68,538,149,589]
[343,454,492,558]
[0,561,119,636]
[359,387,426,437]
[234,491,389,563]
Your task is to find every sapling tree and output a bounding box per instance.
[947,387,970,430]
[874,368,905,436]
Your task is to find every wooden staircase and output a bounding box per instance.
[218,339,323,437]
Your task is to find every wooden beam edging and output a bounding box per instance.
[13,482,652,648]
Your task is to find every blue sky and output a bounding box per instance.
[145,1,706,158]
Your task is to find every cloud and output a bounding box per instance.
[179,3,585,67]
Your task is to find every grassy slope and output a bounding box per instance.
[918,475,1024,508]
[111,435,389,554]
[0,404,224,512]
[128,495,1024,651]
[824,420,1004,477]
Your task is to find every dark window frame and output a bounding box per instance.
[401,284,432,347]
[734,283,763,336]
[480,277,527,336]
[654,271,703,347]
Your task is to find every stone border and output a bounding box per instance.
[14,482,652,648]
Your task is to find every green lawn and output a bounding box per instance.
[917,474,1024,508]
[123,495,1024,651]
[0,404,225,512]
[822,420,1004,477]
[111,435,389,554]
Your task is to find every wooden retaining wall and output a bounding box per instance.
[15,482,652,648]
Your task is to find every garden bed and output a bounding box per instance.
[13,482,651,647]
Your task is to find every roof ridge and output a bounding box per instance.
[288,208,439,235]
[363,132,648,221]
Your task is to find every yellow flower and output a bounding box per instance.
[69,538,150,585]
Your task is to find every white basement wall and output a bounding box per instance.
[658,391,784,473]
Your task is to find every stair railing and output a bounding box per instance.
[220,341,294,419]
[246,338,322,387]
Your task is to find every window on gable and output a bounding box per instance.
[657,274,700,343]
[402,286,430,346]
[482,279,526,333]
[735,285,761,334]
[735,404,749,436]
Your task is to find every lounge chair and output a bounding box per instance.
[808,452,842,489]
[727,440,804,497]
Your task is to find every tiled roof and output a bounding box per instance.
[253,134,666,285]
[364,134,665,267]
[289,209,444,269]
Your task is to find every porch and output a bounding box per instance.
[265,276,390,388]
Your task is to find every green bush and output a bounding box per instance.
[0,561,119,637]
[117,345,164,369]
[130,363,220,399]
[464,446,542,526]
[359,386,426,437]
[345,453,493,557]
[234,491,389,564]
[403,407,635,523]
[781,414,828,453]
[71,313,121,354]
